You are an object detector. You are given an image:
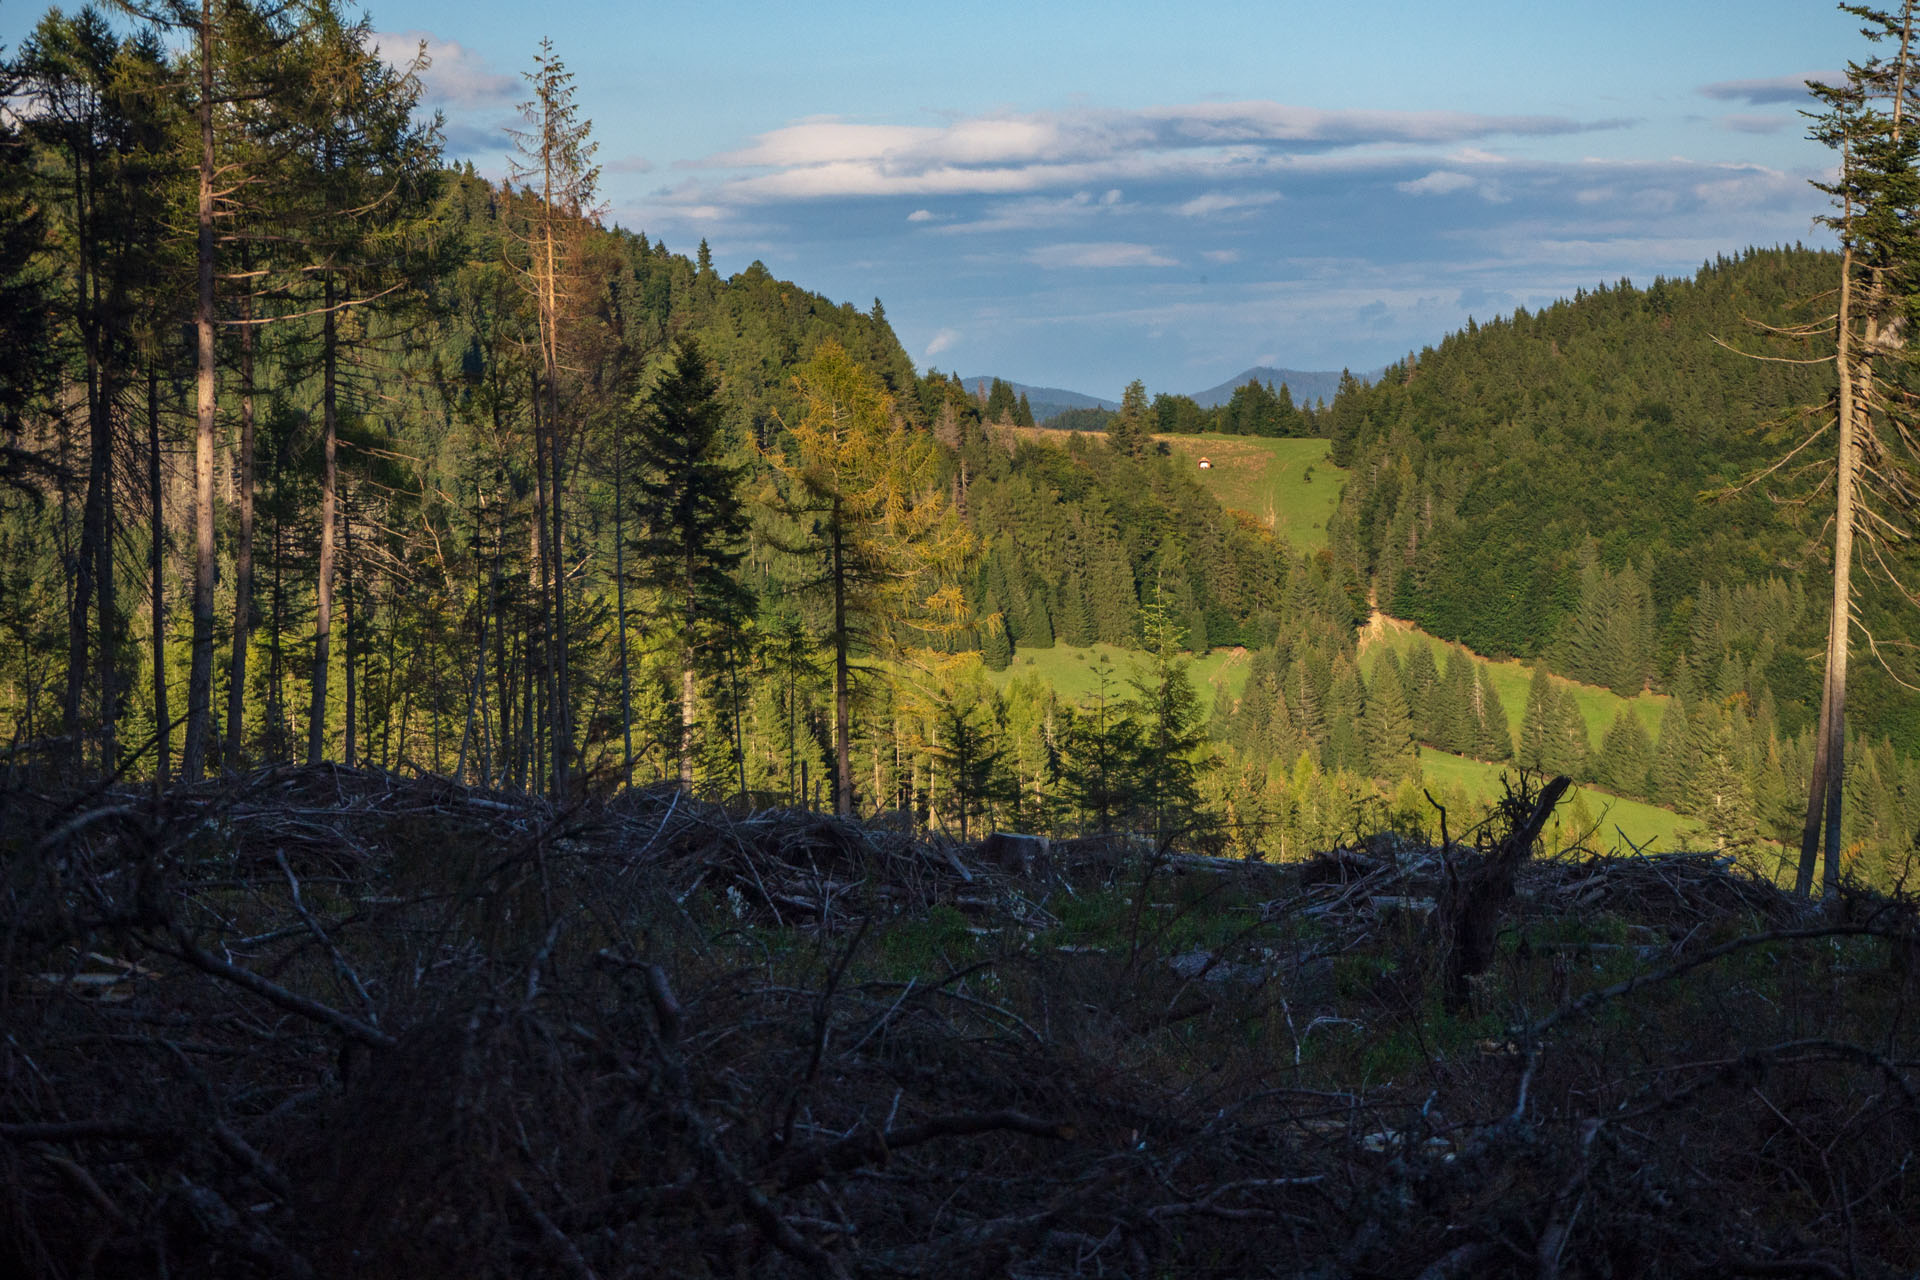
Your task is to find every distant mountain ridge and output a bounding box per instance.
[960,377,1118,425]
[962,366,1377,423]
[1189,366,1375,409]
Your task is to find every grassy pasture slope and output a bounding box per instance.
[983,642,1253,719]
[1417,748,1698,853]
[1153,435,1346,553]
[1360,614,1669,751]
[1007,427,1347,553]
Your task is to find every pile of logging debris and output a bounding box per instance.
[4,765,1919,1277]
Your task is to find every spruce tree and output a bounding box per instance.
[1545,685,1591,779]
[1518,666,1556,769]
[981,614,1012,670]
[1596,707,1654,798]
[1016,580,1053,649]
[1689,702,1758,849]
[629,336,753,791]
[1130,598,1212,846]
[928,686,1011,841]
[1650,697,1697,809]
[984,377,1016,423]
[1555,547,1612,686]
[1362,656,1417,779]
[1058,581,1095,646]
[1229,653,1274,755]
[1435,648,1473,752]
[1106,379,1150,457]
[1402,642,1439,739]
[17,11,171,773]
[1323,656,1364,773]
[1265,686,1302,763]
[1603,563,1654,696]
[1475,667,1513,760]
[1291,657,1328,755]
[0,50,56,481]
[1060,665,1139,834]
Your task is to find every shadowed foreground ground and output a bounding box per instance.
[4,764,1918,1277]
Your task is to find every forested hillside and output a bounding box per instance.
[1311,247,1920,868]
[1323,246,1838,700]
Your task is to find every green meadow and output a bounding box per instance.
[979,639,1718,856]
[1361,617,1669,750]
[1415,747,1699,854]
[1153,434,1347,553]
[984,641,1254,718]
[1009,428,1346,553]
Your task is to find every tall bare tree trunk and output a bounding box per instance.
[613,429,633,789]
[180,0,217,783]
[832,510,852,817]
[225,288,255,771]
[550,390,570,801]
[65,150,105,774]
[1800,237,1859,895]
[680,549,696,790]
[148,363,168,788]
[342,496,356,766]
[95,381,116,774]
[1823,339,1860,892]
[529,373,556,796]
[307,275,337,764]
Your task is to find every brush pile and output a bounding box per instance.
[4,765,1919,1277]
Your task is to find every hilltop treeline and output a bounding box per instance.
[1022,375,1325,436]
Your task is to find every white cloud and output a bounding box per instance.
[372,31,519,110]
[1690,165,1798,208]
[1027,242,1178,269]
[664,99,1619,207]
[606,154,654,175]
[925,327,961,356]
[1201,249,1242,263]
[936,190,1131,234]
[1398,170,1477,196]
[907,208,937,222]
[1177,190,1283,218]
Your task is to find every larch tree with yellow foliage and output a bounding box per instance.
[762,341,971,816]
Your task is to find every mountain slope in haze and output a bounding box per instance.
[960,367,1369,421]
[1189,366,1369,408]
[961,377,1118,424]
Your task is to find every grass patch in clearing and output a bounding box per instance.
[985,641,1253,718]
[1416,746,1699,854]
[1003,427,1347,553]
[1154,434,1347,553]
[1362,615,1668,752]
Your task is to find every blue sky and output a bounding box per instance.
[5,0,1859,397]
